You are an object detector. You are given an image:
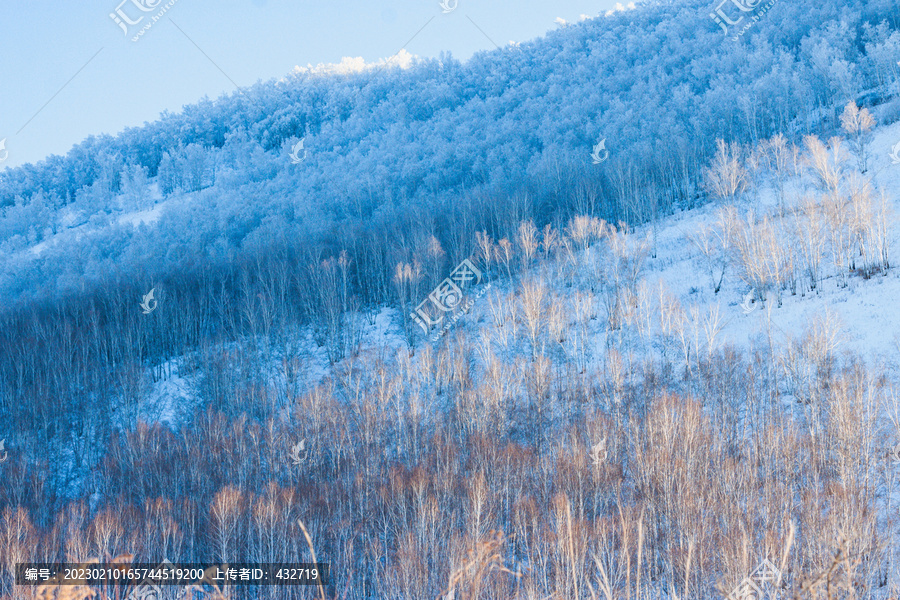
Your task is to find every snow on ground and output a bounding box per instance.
[651,213,900,364]
[126,118,900,427]
[645,120,900,365]
[141,359,193,428]
[24,183,174,258]
[116,201,168,227]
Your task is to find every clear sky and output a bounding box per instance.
[0,0,619,169]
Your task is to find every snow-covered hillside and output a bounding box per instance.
[2,0,900,597]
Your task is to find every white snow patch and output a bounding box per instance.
[117,202,167,227]
[291,49,418,77]
[142,361,194,429]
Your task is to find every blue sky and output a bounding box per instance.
[0,0,620,169]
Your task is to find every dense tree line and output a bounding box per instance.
[0,0,898,309]
[1,157,896,595]
[0,0,899,597]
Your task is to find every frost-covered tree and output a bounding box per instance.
[120,163,150,207]
[157,151,179,196]
[839,101,876,173]
[702,140,748,203]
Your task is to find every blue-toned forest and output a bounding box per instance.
[1,0,900,597]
